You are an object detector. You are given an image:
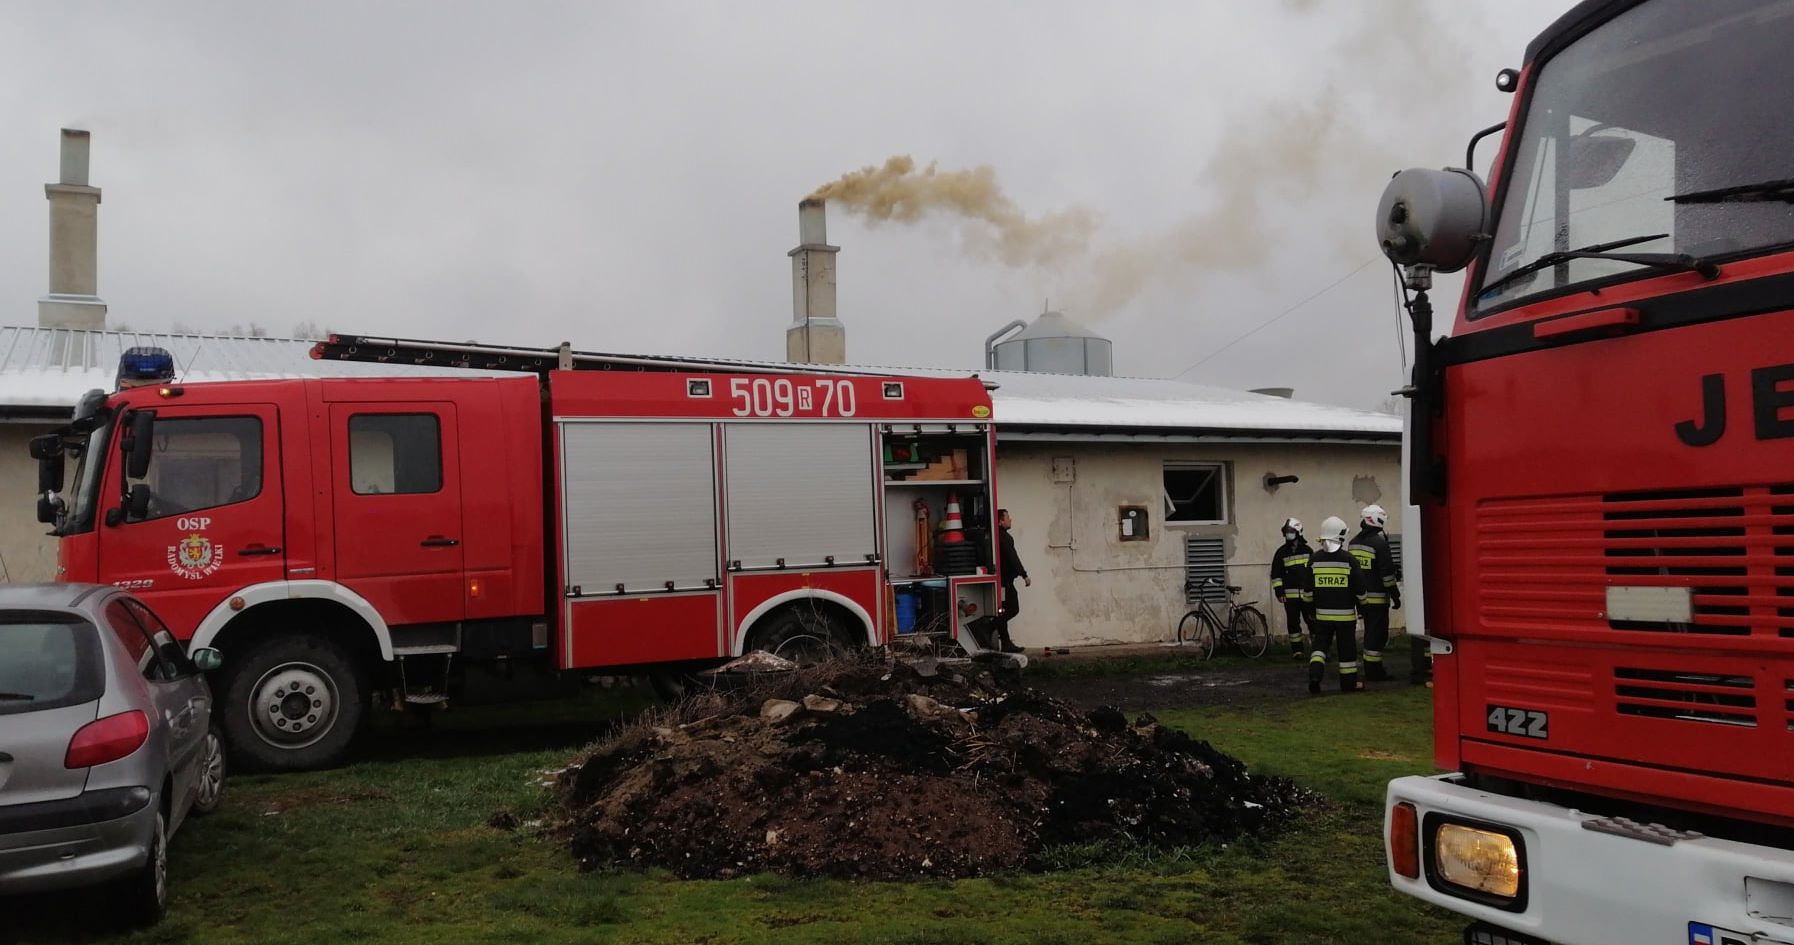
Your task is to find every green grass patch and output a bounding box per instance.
[34,685,1455,944]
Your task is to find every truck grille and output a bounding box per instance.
[1477,485,1794,638]
[1613,667,1756,727]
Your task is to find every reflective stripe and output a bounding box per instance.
[1283,589,1304,601]
[1283,555,1310,567]
[1309,652,1326,663]
[1300,591,1314,602]
[1362,594,1388,604]
[1312,563,1351,573]
[1339,661,1359,673]
[1364,651,1382,662]
[1271,578,1284,589]
[1383,575,1399,587]
[1315,613,1356,622]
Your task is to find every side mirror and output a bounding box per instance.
[126,483,152,521]
[28,434,63,461]
[37,454,64,495]
[189,647,223,673]
[1565,133,1636,190]
[122,412,155,481]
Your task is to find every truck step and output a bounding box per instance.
[394,644,458,656]
[404,693,450,706]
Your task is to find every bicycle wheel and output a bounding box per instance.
[1177,610,1217,659]
[1230,606,1271,658]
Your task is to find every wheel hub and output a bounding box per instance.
[250,663,338,748]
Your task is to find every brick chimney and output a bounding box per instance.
[39,129,107,330]
[786,198,845,364]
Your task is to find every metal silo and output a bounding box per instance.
[985,311,1113,376]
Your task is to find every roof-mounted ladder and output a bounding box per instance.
[311,333,891,377]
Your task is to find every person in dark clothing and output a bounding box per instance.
[994,508,1029,653]
[1269,517,1314,658]
[1308,515,1368,694]
[1348,504,1402,681]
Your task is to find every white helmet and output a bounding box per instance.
[1319,515,1348,551]
[1281,517,1303,537]
[1361,504,1388,529]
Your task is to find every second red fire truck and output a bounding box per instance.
[1378,1,1794,942]
[33,335,1004,771]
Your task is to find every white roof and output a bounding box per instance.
[0,326,1400,439]
[0,326,506,413]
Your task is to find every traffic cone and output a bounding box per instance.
[938,494,967,544]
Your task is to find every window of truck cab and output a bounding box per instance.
[1472,0,1794,317]
[126,416,263,519]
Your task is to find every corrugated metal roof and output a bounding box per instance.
[0,326,504,412]
[0,325,1402,438]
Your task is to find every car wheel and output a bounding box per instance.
[113,808,168,926]
[221,634,364,773]
[190,728,227,815]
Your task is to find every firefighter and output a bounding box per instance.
[1349,504,1402,681]
[1269,517,1313,658]
[1308,515,1367,694]
[994,508,1029,653]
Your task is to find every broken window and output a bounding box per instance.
[1163,463,1228,524]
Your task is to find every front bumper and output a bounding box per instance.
[1387,774,1794,945]
[0,786,156,894]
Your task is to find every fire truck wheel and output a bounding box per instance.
[221,634,365,772]
[750,606,858,664]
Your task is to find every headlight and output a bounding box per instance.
[1434,822,1523,900]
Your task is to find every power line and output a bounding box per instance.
[1173,257,1380,378]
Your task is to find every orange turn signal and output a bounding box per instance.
[1390,802,1420,879]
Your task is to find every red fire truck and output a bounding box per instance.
[32,334,1003,771]
[1376,1,1794,942]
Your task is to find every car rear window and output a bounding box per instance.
[0,613,103,716]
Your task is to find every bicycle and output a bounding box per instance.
[1176,577,1271,659]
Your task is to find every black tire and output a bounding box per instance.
[189,727,227,815]
[1177,611,1217,659]
[648,671,711,702]
[748,604,856,663]
[1231,606,1271,658]
[112,808,168,927]
[220,634,365,773]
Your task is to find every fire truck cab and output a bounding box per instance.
[34,337,1003,772]
[1377,1,1794,942]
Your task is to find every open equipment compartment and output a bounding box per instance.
[879,422,1000,649]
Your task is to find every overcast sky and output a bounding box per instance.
[0,1,1569,409]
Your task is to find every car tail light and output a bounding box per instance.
[65,710,149,769]
[1390,802,1420,879]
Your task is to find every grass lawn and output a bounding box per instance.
[33,684,1457,945]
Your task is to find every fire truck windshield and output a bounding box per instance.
[1475,0,1794,314]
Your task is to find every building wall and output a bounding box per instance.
[993,440,1403,648]
[0,424,60,583]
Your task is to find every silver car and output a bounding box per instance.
[0,584,226,924]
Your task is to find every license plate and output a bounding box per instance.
[1691,922,1791,944]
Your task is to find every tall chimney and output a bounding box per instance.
[39,128,107,330]
[786,198,845,365]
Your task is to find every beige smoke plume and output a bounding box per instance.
[807,156,1099,268]
[807,0,1480,319]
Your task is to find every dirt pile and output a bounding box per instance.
[557,657,1313,879]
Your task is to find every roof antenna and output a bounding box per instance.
[178,339,204,384]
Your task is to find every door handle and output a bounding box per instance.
[420,536,460,548]
[237,545,283,557]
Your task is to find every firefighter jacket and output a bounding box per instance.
[1349,526,1401,607]
[1269,537,1312,603]
[1308,545,1367,625]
